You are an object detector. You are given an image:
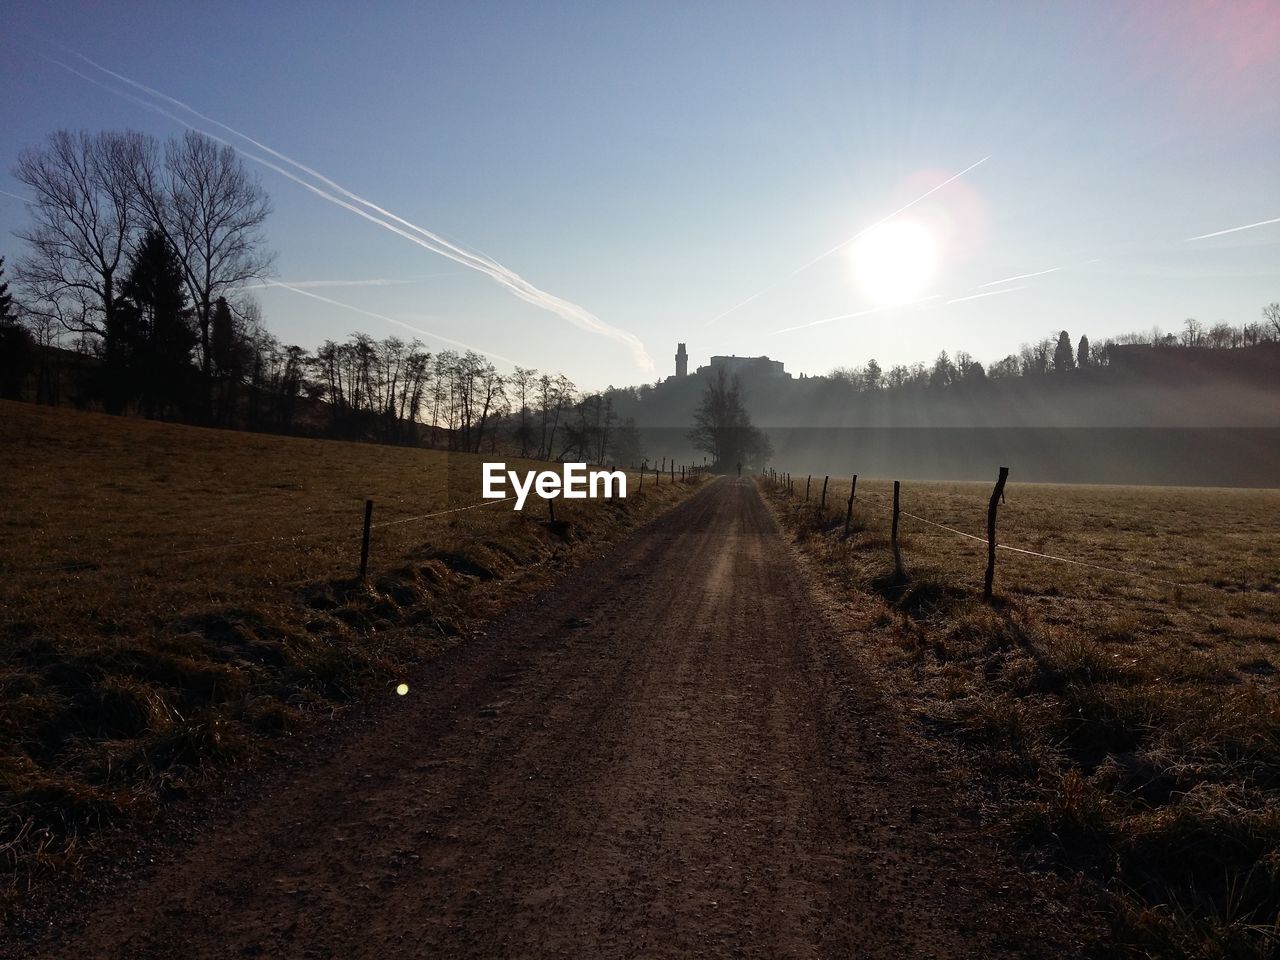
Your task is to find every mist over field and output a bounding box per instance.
[615,342,1280,485]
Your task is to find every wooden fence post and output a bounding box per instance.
[638,467,643,492]
[805,475,811,501]
[844,474,857,536]
[984,466,1010,601]
[359,499,374,580]
[548,495,556,524]
[891,481,904,580]
[820,475,828,511]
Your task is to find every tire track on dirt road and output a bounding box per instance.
[16,478,1090,959]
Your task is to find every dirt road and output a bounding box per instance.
[19,478,1088,958]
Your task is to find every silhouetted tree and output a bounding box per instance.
[687,367,771,471]
[0,257,13,322]
[209,297,238,377]
[1181,318,1204,347]
[0,257,31,400]
[509,365,538,456]
[929,351,955,388]
[117,229,196,415]
[207,296,246,423]
[129,131,273,388]
[955,351,985,382]
[13,130,148,362]
[1264,303,1280,340]
[1053,330,1075,373]
[1077,334,1090,368]
[988,354,1020,380]
[863,358,882,391]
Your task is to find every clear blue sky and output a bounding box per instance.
[2,1,1278,389]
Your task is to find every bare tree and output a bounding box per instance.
[131,131,273,376]
[13,130,148,356]
[510,365,537,456]
[1264,302,1280,340]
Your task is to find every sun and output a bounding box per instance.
[847,220,938,305]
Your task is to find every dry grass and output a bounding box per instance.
[767,473,1280,960]
[0,401,701,903]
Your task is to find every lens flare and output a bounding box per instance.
[848,220,938,305]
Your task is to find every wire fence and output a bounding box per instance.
[761,468,1258,598]
[3,465,683,582]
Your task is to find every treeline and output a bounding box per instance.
[0,128,645,466]
[824,314,1280,394]
[1,255,644,464]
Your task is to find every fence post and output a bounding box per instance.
[820,475,828,511]
[984,466,1010,601]
[891,481,904,580]
[638,467,644,492]
[844,474,857,536]
[549,495,556,524]
[805,475,811,501]
[359,499,374,580]
[670,460,674,482]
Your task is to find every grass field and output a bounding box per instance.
[765,473,1280,959]
[0,401,701,901]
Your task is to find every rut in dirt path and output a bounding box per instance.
[20,478,1087,960]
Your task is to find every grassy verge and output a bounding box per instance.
[763,474,1280,959]
[0,401,702,905]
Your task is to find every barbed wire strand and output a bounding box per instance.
[898,510,1211,591]
[6,468,662,575]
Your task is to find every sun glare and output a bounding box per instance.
[848,220,938,304]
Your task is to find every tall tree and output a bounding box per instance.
[13,130,148,362]
[118,229,196,415]
[0,256,13,322]
[130,130,272,378]
[687,367,771,472]
[1077,334,1091,368]
[0,256,31,400]
[929,351,955,388]
[1264,302,1280,340]
[510,365,538,456]
[1053,330,1075,373]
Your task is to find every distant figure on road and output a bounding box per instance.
[736,462,741,477]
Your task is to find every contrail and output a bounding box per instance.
[50,49,653,371]
[241,278,427,291]
[978,257,1102,287]
[0,189,29,202]
[1185,216,1280,241]
[947,285,1025,304]
[272,282,523,366]
[770,295,940,335]
[705,155,990,327]
[979,267,1060,287]
[42,60,524,368]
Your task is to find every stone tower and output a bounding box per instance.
[675,342,688,378]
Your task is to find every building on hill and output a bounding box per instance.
[696,353,790,380]
[665,344,790,382]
